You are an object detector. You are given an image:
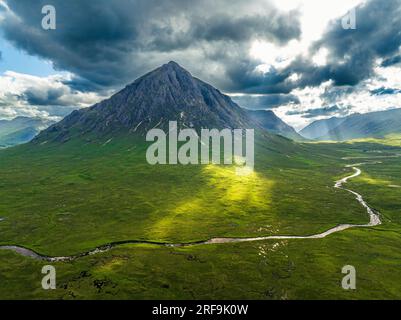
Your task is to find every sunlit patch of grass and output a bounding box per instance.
[3,135,401,299]
[203,164,273,205]
[235,166,254,177]
[147,164,275,241]
[357,174,391,186]
[94,257,127,273]
[348,134,401,147]
[149,198,204,239]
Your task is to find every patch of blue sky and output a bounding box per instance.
[0,35,56,77]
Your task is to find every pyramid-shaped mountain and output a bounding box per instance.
[34,62,258,143]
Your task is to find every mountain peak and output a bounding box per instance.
[33,62,256,143]
[159,61,189,74]
[166,60,182,68]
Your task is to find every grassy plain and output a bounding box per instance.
[0,133,400,299]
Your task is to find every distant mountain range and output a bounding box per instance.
[299,116,346,140]
[300,108,401,141]
[34,61,301,144]
[0,117,55,148]
[4,64,400,147]
[13,63,401,146]
[246,110,304,140]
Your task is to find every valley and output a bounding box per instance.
[0,157,384,260]
[0,63,400,300]
[0,0,400,304]
[0,134,400,299]
[299,109,401,141]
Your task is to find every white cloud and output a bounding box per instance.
[312,48,329,66]
[275,81,333,130]
[252,0,401,130]
[251,0,365,72]
[0,0,399,130]
[0,71,104,120]
[250,39,305,70]
[276,65,401,130]
[272,0,365,40]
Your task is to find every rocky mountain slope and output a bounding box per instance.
[247,110,304,140]
[34,62,257,143]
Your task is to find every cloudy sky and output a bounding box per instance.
[0,0,400,130]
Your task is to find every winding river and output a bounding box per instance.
[0,161,382,262]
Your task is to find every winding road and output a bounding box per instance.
[0,161,382,262]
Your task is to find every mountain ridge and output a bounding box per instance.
[246,109,304,140]
[0,117,55,148]
[299,108,401,141]
[299,116,346,140]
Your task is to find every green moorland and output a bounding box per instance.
[0,133,400,299]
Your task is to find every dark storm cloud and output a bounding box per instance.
[370,87,401,96]
[221,0,401,95]
[216,56,296,94]
[286,0,401,90]
[2,0,399,106]
[301,105,341,118]
[62,76,108,94]
[228,0,401,96]
[319,86,355,105]
[286,105,350,118]
[381,55,401,67]
[1,0,301,92]
[231,93,299,110]
[191,13,300,45]
[149,12,300,52]
[23,87,67,106]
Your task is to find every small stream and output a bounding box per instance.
[0,162,382,262]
